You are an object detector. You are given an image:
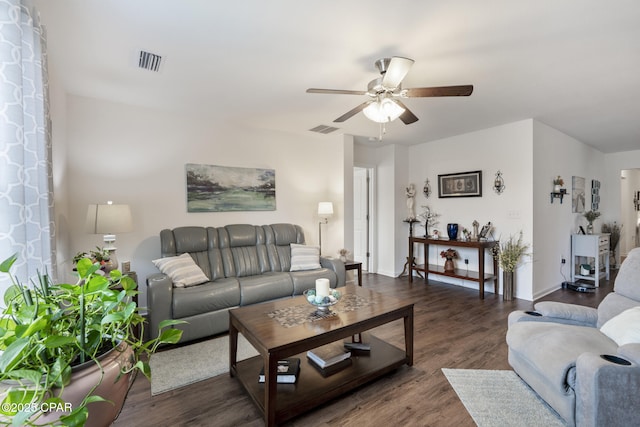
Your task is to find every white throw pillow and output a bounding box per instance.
[152,253,209,288]
[600,306,640,346]
[290,244,321,271]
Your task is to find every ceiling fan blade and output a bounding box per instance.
[395,100,419,124]
[381,57,414,90]
[307,88,367,95]
[404,85,474,97]
[334,102,370,122]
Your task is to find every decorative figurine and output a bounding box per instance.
[472,220,479,241]
[406,184,416,220]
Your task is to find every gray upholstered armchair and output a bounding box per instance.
[507,247,640,427]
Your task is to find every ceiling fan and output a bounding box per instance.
[307,57,473,125]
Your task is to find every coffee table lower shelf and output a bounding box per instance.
[234,335,408,424]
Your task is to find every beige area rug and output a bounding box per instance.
[150,334,259,395]
[442,369,567,427]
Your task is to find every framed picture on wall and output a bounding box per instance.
[438,170,482,198]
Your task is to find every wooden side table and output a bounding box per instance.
[344,260,363,286]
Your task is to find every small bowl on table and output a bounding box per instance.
[303,289,342,313]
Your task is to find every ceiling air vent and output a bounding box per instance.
[309,125,339,134]
[138,50,162,72]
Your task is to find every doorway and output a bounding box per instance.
[353,167,374,272]
[621,169,640,257]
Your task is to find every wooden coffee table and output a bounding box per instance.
[229,285,414,426]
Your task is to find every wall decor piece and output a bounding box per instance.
[572,176,586,213]
[591,179,600,211]
[186,163,275,212]
[438,170,482,198]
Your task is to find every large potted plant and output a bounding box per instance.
[0,254,184,426]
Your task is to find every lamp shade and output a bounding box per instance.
[363,98,405,123]
[317,202,334,217]
[86,202,133,234]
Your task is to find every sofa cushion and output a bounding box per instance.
[600,306,640,346]
[290,268,337,295]
[613,247,640,301]
[172,278,240,318]
[239,273,293,306]
[507,322,617,392]
[597,292,640,327]
[152,253,209,288]
[290,244,321,271]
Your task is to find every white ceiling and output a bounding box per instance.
[33,0,640,153]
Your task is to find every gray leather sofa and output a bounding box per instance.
[507,247,640,426]
[146,223,346,343]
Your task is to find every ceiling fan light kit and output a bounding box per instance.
[307,56,473,132]
[363,97,405,123]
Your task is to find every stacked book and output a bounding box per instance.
[306,342,352,377]
[258,358,301,384]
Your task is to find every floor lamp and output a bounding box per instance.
[317,202,334,256]
[86,201,133,271]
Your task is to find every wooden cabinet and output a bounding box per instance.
[571,234,610,287]
[409,237,499,299]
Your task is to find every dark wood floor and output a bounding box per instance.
[114,273,613,427]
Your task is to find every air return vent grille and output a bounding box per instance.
[309,125,339,134]
[138,50,162,72]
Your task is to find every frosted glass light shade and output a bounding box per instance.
[363,98,405,123]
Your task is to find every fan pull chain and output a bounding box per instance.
[378,123,387,141]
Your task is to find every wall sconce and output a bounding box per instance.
[85,201,133,270]
[423,179,431,198]
[317,202,334,255]
[634,191,640,211]
[493,171,505,195]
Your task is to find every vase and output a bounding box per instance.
[447,223,458,241]
[503,271,514,301]
[444,258,455,273]
[587,223,594,234]
[553,184,561,193]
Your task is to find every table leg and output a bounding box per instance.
[265,353,278,426]
[408,239,414,283]
[404,307,414,366]
[229,321,238,377]
[492,247,499,294]
[357,264,362,286]
[478,247,485,299]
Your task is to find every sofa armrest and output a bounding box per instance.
[533,301,598,326]
[146,273,174,340]
[320,257,346,287]
[575,350,640,426]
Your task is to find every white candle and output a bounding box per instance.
[315,278,330,297]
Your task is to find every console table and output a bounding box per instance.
[571,233,610,287]
[409,237,499,299]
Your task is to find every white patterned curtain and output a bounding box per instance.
[0,0,55,293]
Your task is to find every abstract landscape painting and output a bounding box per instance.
[186,163,276,212]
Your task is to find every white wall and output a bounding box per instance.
[56,95,346,305]
[532,121,605,298]
[355,119,623,301]
[407,120,535,299]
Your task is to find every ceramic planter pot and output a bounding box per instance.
[28,342,134,426]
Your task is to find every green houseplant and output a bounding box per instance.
[0,254,184,426]
[495,231,530,300]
